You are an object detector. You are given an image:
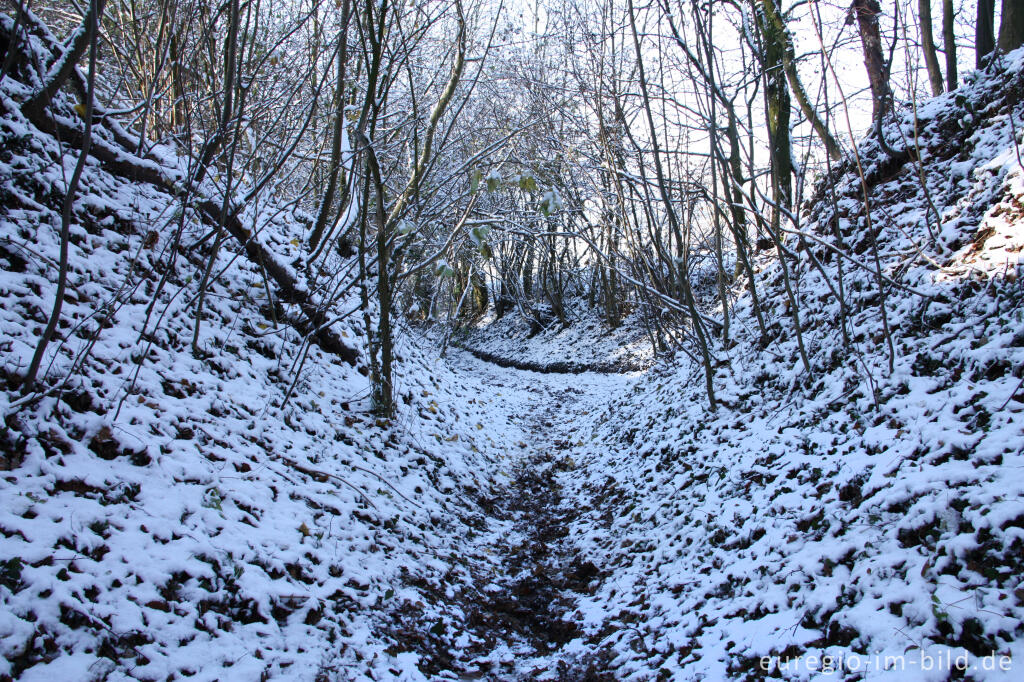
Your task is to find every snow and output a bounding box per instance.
[458,303,655,373]
[1,20,1023,682]
[0,50,530,678]
[523,50,1024,681]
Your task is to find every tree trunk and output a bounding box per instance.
[192,0,240,185]
[471,271,488,318]
[495,278,509,319]
[169,32,186,136]
[942,0,957,91]
[756,0,793,225]
[999,0,1024,52]
[976,0,996,67]
[23,0,101,392]
[309,0,352,251]
[851,0,892,124]
[919,0,945,95]
[374,177,393,417]
[700,11,730,343]
[522,246,534,300]
[762,0,842,160]
[21,0,108,121]
[722,106,768,340]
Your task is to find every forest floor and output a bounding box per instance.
[394,347,639,680]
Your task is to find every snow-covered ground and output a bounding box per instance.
[529,51,1024,681]
[456,305,654,373]
[0,35,567,677]
[0,50,642,676]
[2,18,1024,682]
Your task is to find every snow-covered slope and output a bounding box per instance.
[544,52,1024,680]
[457,305,654,373]
[0,28,518,681]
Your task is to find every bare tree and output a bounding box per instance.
[627,0,717,408]
[309,0,353,252]
[22,0,103,392]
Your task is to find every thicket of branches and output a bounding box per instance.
[2,0,1022,414]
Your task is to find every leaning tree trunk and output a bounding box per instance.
[850,0,892,125]
[762,0,842,160]
[22,0,102,393]
[21,0,108,121]
[9,6,361,368]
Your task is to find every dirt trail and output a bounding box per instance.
[447,359,623,680]
[377,350,635,680]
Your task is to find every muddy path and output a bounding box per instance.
[456,385,609,680]
[387,355,633,681]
